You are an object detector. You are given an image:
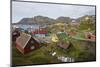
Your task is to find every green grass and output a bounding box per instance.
[12,42,60,65]
[12,36,96,65]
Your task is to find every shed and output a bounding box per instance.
[32,27,47,37]
[16,32,40,54]
[56,32,71,49]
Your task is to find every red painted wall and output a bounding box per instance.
[24,37,40,54]
[16,37,40,54]
[32,28,47,34]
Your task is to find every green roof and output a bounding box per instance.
[57,32,69,41]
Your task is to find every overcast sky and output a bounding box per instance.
[12,1,95,23]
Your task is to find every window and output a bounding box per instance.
[30,46,35,50]
[31,41,34,44]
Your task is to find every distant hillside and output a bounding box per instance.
[56,17,72,23]
[12,15,95,25]
[76,15,95,23]
[18,18,35,24]
[33,16,55,25]
[13,16,55,25]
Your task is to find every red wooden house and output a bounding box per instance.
[32,27,47,34]
[85,32,96,41]
[16,32,40,54]
[32,27,47,37]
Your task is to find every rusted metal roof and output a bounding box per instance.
[16,32,31,48]
[57,41,70,49]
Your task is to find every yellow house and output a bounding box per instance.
[51,34,59,42]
